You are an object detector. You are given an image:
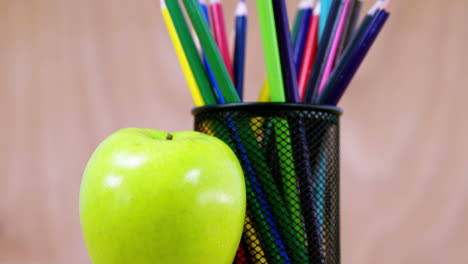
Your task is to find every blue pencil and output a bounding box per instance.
[292,0,307,46]
[294,0,314,74]
[316,7,390,105]
[272,0,299,103]
[199,0,225,104]
[233,0,248,100]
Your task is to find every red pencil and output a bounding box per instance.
[298,2,321,101]
[233,242,249,263]
[209,0,234,81]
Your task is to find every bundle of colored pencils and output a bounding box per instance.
[161,0,393,263]
[161,0,393,107]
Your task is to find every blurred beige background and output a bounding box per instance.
[1,0,467,263]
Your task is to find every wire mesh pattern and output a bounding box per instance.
[193,103,341,264]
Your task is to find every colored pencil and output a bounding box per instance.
[245,215,269,263]
[234,0,248,100]
[163,0,217,105]
[316,0,391,105]
[205,115,289,263]
[180,9,290,259]
[209,0,235,80]
[233,242,249,264]
[224,117,292,263]
[258,80,270,102]
[187,0,295,255]
[260,0,311,103]
[199,0,225,104]
[302,0,341,103]
[272,118,310,264]
[210,3,302,263]
[317,0,353,94]
[310,0,346,96]
[334,0,382,66]
[272,1,312,261]
[337,0,362,61]
[311,128,332,244]
[292,0,307,45]
[272,0,299,103]
[298,2,320,101]
[319,0,333,41]
[312,0,382,104]
[293,0,314,74]
[181,0,240,103]
[160,0,204,107]
[234,120,292,264]
[256,0,285,102]
[191,30,217,96]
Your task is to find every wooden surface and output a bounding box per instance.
[1,0,467,263]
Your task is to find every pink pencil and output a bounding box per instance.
[209,0,234,81]
[317,0,352,94]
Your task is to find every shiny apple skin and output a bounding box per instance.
[80,128,246,264]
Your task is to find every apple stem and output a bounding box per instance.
[166,133,174,140]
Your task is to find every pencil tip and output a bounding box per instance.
[314,1,321,14]
[382,0,394,10]
[368,0,383,15]
[160,0,166,9]
[235,0,248,15]
[298,0,314,9]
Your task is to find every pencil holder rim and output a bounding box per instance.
[191,103,343,116]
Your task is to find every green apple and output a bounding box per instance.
[80,128,246,264]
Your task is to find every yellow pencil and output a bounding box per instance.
[258,79,270,102]
[244,215,269,263]
[161,0,204,107]
[253,80,270,140]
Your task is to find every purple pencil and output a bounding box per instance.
[272,0,299,103]
[316,0,392,105]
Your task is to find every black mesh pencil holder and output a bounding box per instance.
[193,103,342,264]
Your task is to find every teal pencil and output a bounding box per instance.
[181,0,240,104]
[319,0,333,41]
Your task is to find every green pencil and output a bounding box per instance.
[164,0,217,105]
[256,0,285,102]
[273,118,309,263]
[257,1,309,259]
[181,0,240,104]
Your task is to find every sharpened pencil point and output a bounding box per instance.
[299,0,314,9]
[369,0,384,15]
[314,2,321,14]
[235,0,248,16]
[382,0,394,10]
